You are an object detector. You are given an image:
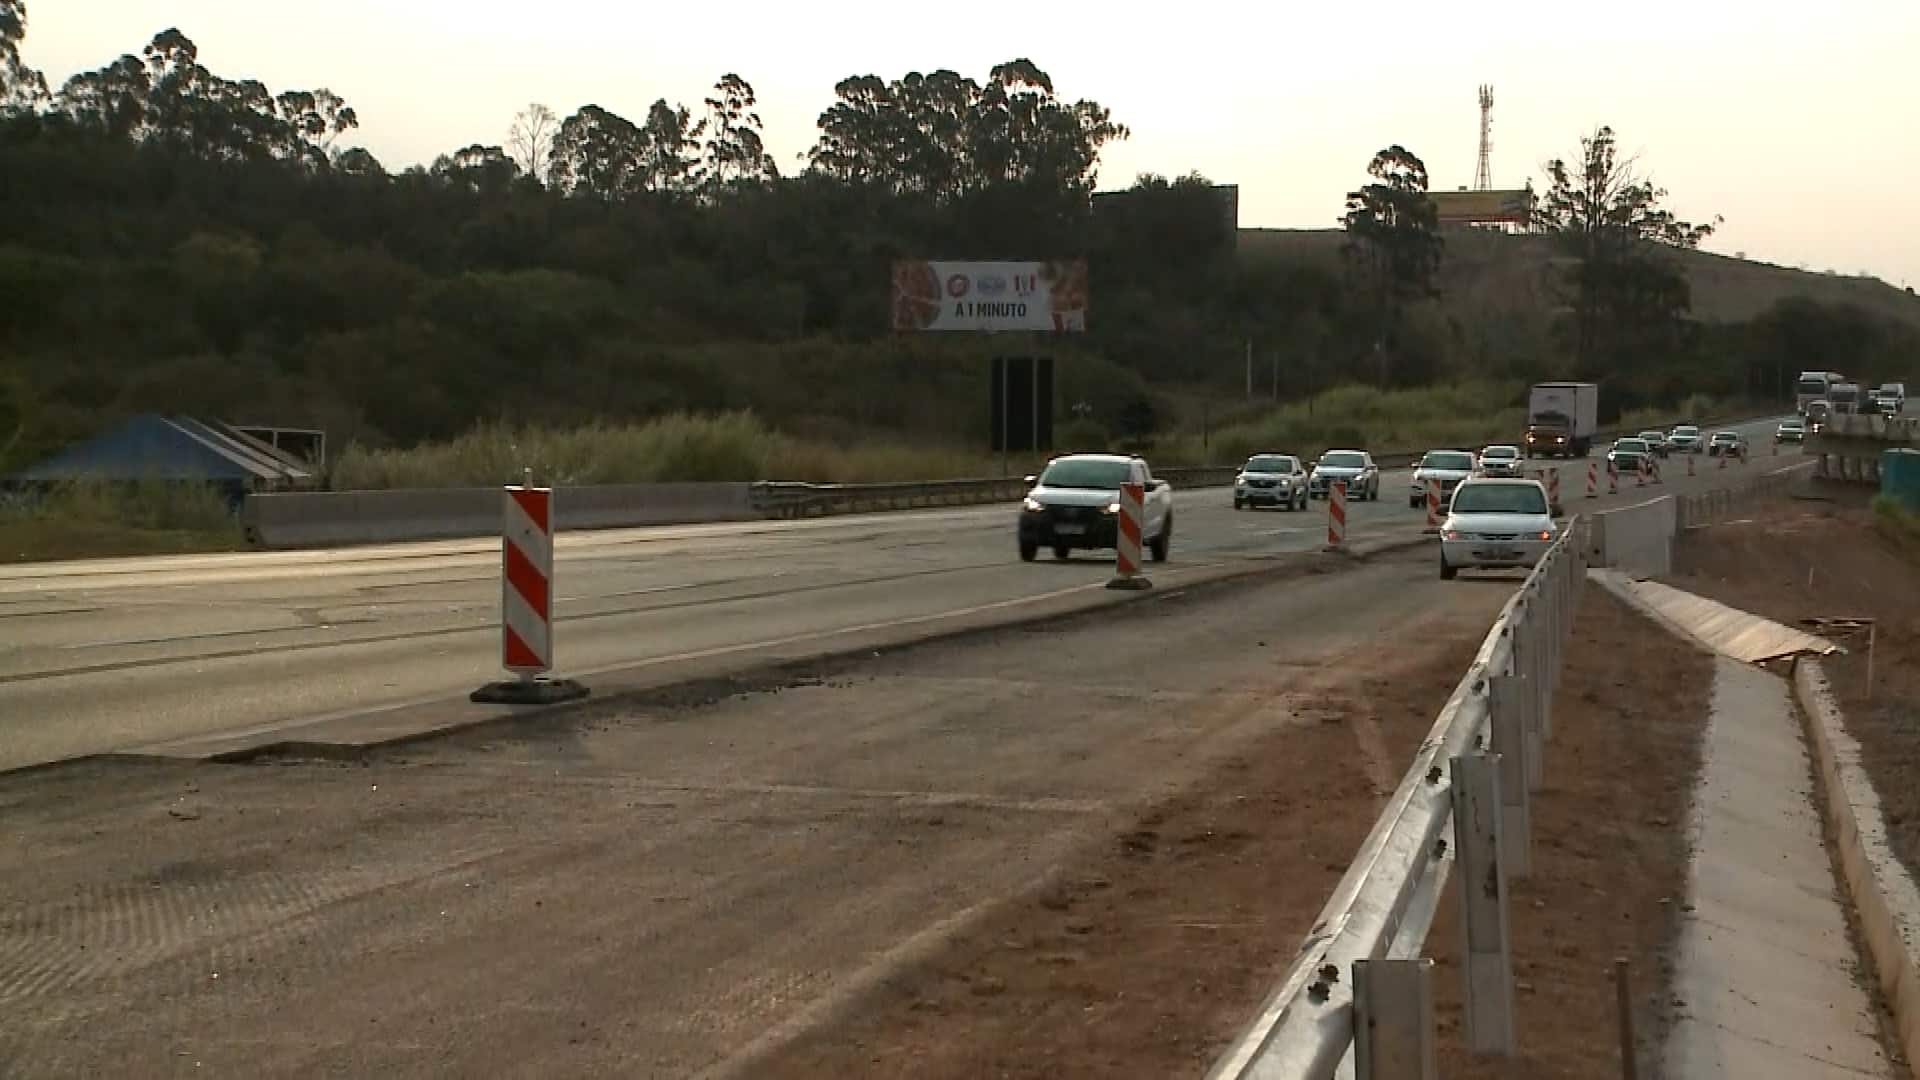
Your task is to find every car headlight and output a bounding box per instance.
[1022,497,1045,513]
[1103,501,1120,515]
[1443,529,1464,541]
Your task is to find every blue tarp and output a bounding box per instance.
[10,415,314,488]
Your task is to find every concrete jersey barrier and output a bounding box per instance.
[1586,495,1677,578]
[244,483,755,549]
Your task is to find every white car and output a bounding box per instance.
[1018,454,1173,562]
[1233,453,1309,511]
[1409,449,1478,508]
[1309,450,1380,501]
[1477,445,1524,478]
[1439,478,1558,580]
[1667,425,1704,454]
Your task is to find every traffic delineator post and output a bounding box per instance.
[1636,462,1646,487]
[1424,478,1442,533]
[1687,453,1696,478]
[471,484,590,705]
[1650,457,1662,485]
[1607,461,1619,495]
[1585,462,1598,499]
[1106,481,1151,590]
[1547,468,1561,511]
[1326,480,1348,551]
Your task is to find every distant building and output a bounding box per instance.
[1429,187,1535,231]
[8,415,319,497]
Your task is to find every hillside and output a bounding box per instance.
[1239,227,1920,329]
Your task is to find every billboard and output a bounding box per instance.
[1429,189,1534,225]
[892,259,1088,332]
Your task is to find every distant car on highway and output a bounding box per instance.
[1636,430,1671,457]
[1309,450,1380,501]
[1410,449,1477,509]
[1606,437,1653,474]
[1667,425,1704,454]
[1438,478,1559,580]
[1708,430,1747,457]
[1018,454,1173,563]
[1233,453,1308,511]
[1775,417,1806,443]
[1477,445,1523,478]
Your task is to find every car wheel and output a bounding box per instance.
[1296,493,1308,511]
[1410,496,1422,509]
[1052,545,1071,560]
[1150,517,1172,563]
[1440,557,1458,581]
[1019,540,1038,562]
[1233,497,1244,510]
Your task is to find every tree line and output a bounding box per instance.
[2,2,1914,475]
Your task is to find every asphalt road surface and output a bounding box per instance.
[0,417,1796,770]
[0,543,1513,1078]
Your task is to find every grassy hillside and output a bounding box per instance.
[1240,227,1920,329]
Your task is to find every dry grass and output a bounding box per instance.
[0,479,243,563]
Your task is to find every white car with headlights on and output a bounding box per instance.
[1438,478,1558,580]
[1233,453,1309,511]
[1017,454,1173,563]
[1409,449,1478,508]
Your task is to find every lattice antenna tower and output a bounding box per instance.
[1474,85,1494,191]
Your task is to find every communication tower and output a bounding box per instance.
[1474,85,1494,191]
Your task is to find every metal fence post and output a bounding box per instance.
[1354,957,1438,1080]
[1451,752,1516,1055]
[1489,674,1532,879]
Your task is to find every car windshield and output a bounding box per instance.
[1481,446,1518,459]
[1421,452,1475,470]
[1673,426,1699,436]
[1615,440,1648,453]
[1321,452,1366,468]
[1638,431,1663,440]
[1781,420,1803,429]
[1245,455,1297,473]
[1451,484,1549,515]
[1711,433,1736,442]
[1038,459,1131,490]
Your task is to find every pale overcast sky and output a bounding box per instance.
[23,1,1920,289]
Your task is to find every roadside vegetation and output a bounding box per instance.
[1872,495,1920,556]
[0,479,243,563]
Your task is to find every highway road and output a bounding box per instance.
[0,417,1796,770]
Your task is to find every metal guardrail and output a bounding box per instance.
[1676,461,1813,530]
[749,466,1242,519]
[1208,519,1588,1079]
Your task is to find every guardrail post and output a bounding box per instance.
[1451,752,1516,1055]
[1354,957,1437,1080]
[1489,673,1532,879]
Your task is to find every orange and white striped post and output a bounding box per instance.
[471,483,589,704]
[1585,462,1598,499]
[1649,456,1662,485]
[1608,460,1619,494]
[1687,452,1696,478]
[1106,481,1151,591]
[1547,468,1561,510]
[1424,478,1442,533]
[1327,480,1349,551]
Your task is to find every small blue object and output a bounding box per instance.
[1883,448,1920,511]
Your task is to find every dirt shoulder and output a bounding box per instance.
[1665,488,1920,883]
[1427,585,1715,1078]
[754,602,1490,1079]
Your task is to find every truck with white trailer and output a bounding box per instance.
[1523,382,1599,458]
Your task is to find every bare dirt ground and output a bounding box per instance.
[1666,488,1920,882]
[0,549,1511,1078]
[1426,585,1715,1078]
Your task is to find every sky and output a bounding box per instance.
[22,1,1920,289]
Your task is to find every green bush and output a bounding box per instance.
[0,478,243,562]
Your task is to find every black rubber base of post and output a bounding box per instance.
[1105,576,1153,591]
[469,676,591,705]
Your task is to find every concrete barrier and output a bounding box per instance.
[1792,660,1920,1072]
[244,483,754,548]
[1586,495,1676,578]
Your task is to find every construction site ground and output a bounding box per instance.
[1666,486,1920,884]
